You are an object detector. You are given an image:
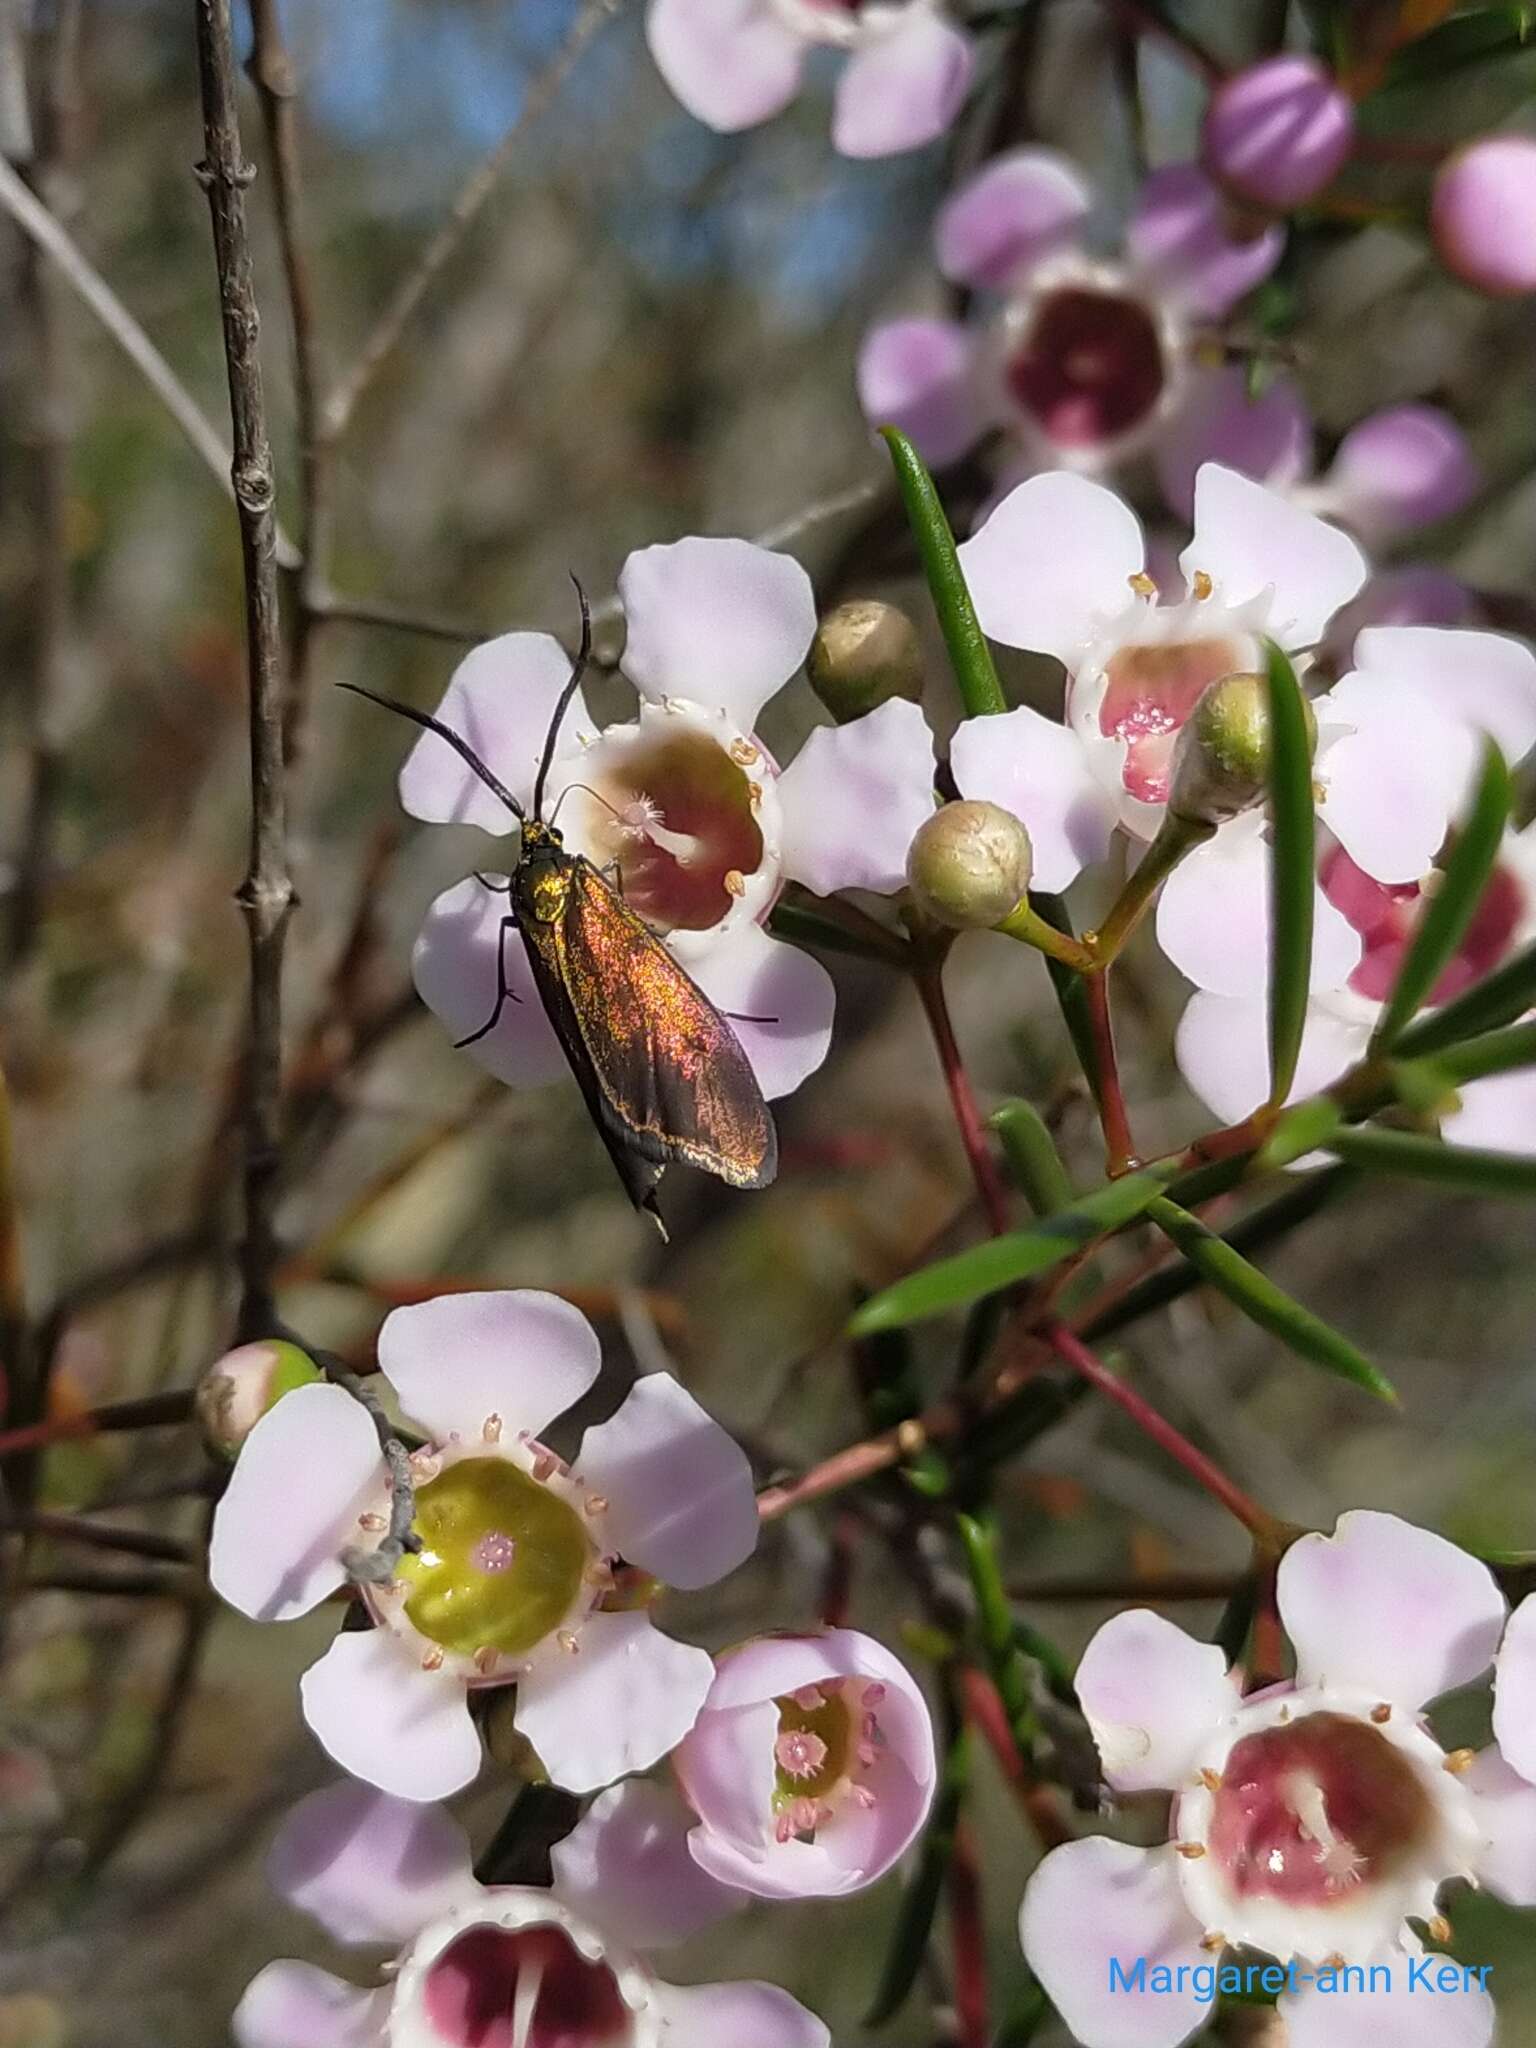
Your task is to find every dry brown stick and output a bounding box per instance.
[194,0,293,1341]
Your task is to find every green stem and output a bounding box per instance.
[993,898,1097,970]
[1087,811,1214,969]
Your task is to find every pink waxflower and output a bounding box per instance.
[235,1777,828,2048]
[1431,135,1536,299]
[671,1629,937,1897]
[404,536,936,1109]
[209,1291,760,1802]
[1020,1512,1536,2048]
[1201,56,1356,213]
[859,152,1284,478]
[645,0,973,159]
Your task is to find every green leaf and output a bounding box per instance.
[864,1724,970,2025]
[767,897,908,967]
[1146,1196,1396,1401]
[1329,1126,1536,1196]
[1263,640,1317,1107]
[990,1100,1073,1217]
[849,1168,1178,1333]
[1434,1019,1536,1087]
[1031,892,1103,1097]
[956,1513,1036,1747]
[1393,938,1536,1058]
[1382,3,1534,84]
[1372,743,1512,1052]
[993,1985,1051,2047]
[1255,1095,1343,1172]
[880,428,1007,719]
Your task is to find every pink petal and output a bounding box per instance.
[411,876,569,1088]
[1352,624,1536,764]
[1019,1840,1208,2048]
[650,1978,829,2048]
[831,13,973,160]
[1127,163,1284,319]
[935,147,1093,290]
[1280,1970,1494,2048]
[1175,991,1366,1127]
[300,1632,483,1802]
[1076,1610,1239,1794]
[1278,1509,1507,1709]
[1155,821,1362,1000]
[1319,406,1480,542]
[949,705,1117,891]
[645,0,805,134]
[209,1383,378,1623]
[1184,463,1368,645]
[855,318,981,469]
[233,1963,385,2048]
[777,699,937,896]
[618,537,815,730]
[1153,363,1313,525]
[549,1779,742,1949]
[688,922,834,1103]
[266,1780,472,1945]
[1465,1743,1536,1906]
[1322,565,1475,673]
[1444,1069,1536,1155]
[1319,672,1478,885]
[576,1373,758,1591]
[957,471,1146,665]
[1494,1593,1536,1785]
[377,1289,601,1445]
[396,633,591,831]
[515,1611,714,1794]
[674,1699,780,1852]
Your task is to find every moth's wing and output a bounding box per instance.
[556,862,778,1192]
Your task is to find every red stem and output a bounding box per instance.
[1084,974,1140,1175]
[948,1817,989,2048]
[914,959,1012,1236]
[0,1388,192,1456]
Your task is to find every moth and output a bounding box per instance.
[341,592,778,1235]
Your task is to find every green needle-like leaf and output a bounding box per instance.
[880,427,1007,719]
[1147,1195,1396,1401]
[1263,639,1317,1107]
[1393,939,1536,1059]
[990,1100,1073,1217]
[1330,1126,1536,1196]
[1372,742,1512,1052]
[864,1723,970,2026]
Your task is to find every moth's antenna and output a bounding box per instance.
[338,682,525,822]
[532,576,593,823]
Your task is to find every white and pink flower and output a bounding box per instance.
[646,0,973,159]
[235,1776,828,2048]
[209,1291,759,1802]
[404,536,936,1109]
[1020,1512,1536,2048]
[672,1628,936,1897]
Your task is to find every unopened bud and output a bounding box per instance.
[195,1339,323,1459]
[1431,136,1536,299]
[1202,56,1355,212]
[1169,672,1317,826]
[808,600,925,722]
[906,800,1034,929]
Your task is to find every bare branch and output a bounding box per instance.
[309,588,497,645]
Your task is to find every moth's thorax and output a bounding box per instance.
[515,825,576,926]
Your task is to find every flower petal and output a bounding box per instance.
[1175,991,1366,1127]
[1493,1593,1536,1785]
[1153,363,1313,525]
[1184,463,1368,645]
[377,1288,601,1445]
[935,147,1093,290]
[577,1373,758,1591]
[645,0,805,134]
[675,1700,780,1852]
[618,537,815,730]
[778,699,937,896]
[396,633,591,831]
[957,472,1146,664]
[1318,671,1477,884]
[1019,1840,1208,2048]
[1280,1967,1494,2048]
[266,1781,472,1945]
[550,1779,742,1949]
[411,876,570,1088]
[651,1978,829,2048]
[1278,1509,1507,1709]
[688,922,834,1103]
[1155,821,1362,1000]
[233,1963,385,2048]
[1076,1610,1239,1794]
[300,1632,483,1802]
[1127,163,1284,318]
[1445,1068,1536,1154]
[209,1383,377,1624]
[1318,405,1480,543]
[1351,624,1536,765]
[855,318,981,469]
[515,1611,713,1794]
[831,11,973,160]
[1465,1742,1536,1906]
[949,704,1117,890]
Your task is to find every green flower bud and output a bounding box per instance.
[906,799,1034,930]
[1168,671,1318,827]
[194,1338,323,1459]
[807,599,925,723]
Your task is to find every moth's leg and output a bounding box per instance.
[454,916,522,1048]
[472,871,513,897]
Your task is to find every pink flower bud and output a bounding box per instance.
[194,1338,322,1458]
[1431,136,1536,298]
[1202,56,1355,211]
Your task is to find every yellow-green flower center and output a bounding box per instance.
[397,1457,590,1659]
[773,1687,852,1806]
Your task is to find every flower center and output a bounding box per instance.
[423,1924,631,2048]
[1099,636,1248,804]
[1207,1712,1434,1907]
[771,1680,887,1842]
[1006,287,1166,450]
[1323,845,1524,1005]
[398,1459,591,1660]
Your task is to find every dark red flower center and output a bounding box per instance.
[423,1925,631,2048]
[1098,637,1248,804]
[580,726,765,934]
[1323,845,1523,1004]
[1006,287,1166,450]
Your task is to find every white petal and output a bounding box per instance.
[1318,671,1477,884]
[618,537,815,730]
[411,877,570,1089]
[550,1779,742,1949]
[778,699,937,896]
[377,1289,601,1444]
[1493,1593,1536,1785]
[1155,822,1361,999]
[1465,1742,1536,1906]
[1175,991,1365,1127]
[1280,1967,1494,2048]
[396,632,590,830]
[515,1611,713,1794]
[652,1978,829,2048]
[936,147,1093,290]
[266,1780,472,1945]
[645,0,805,134]
[1444,1069,1536,1155]
[831,10,973,160]
[234,1963,385,2048]
[689,923,834,1103]
[957,472,1146,665]
[300,1632,483,1802]
[1184,463,1368,644]
[949,705,1117,891]
[1076,1610,1240,1794]
[1352,624,1536,763]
